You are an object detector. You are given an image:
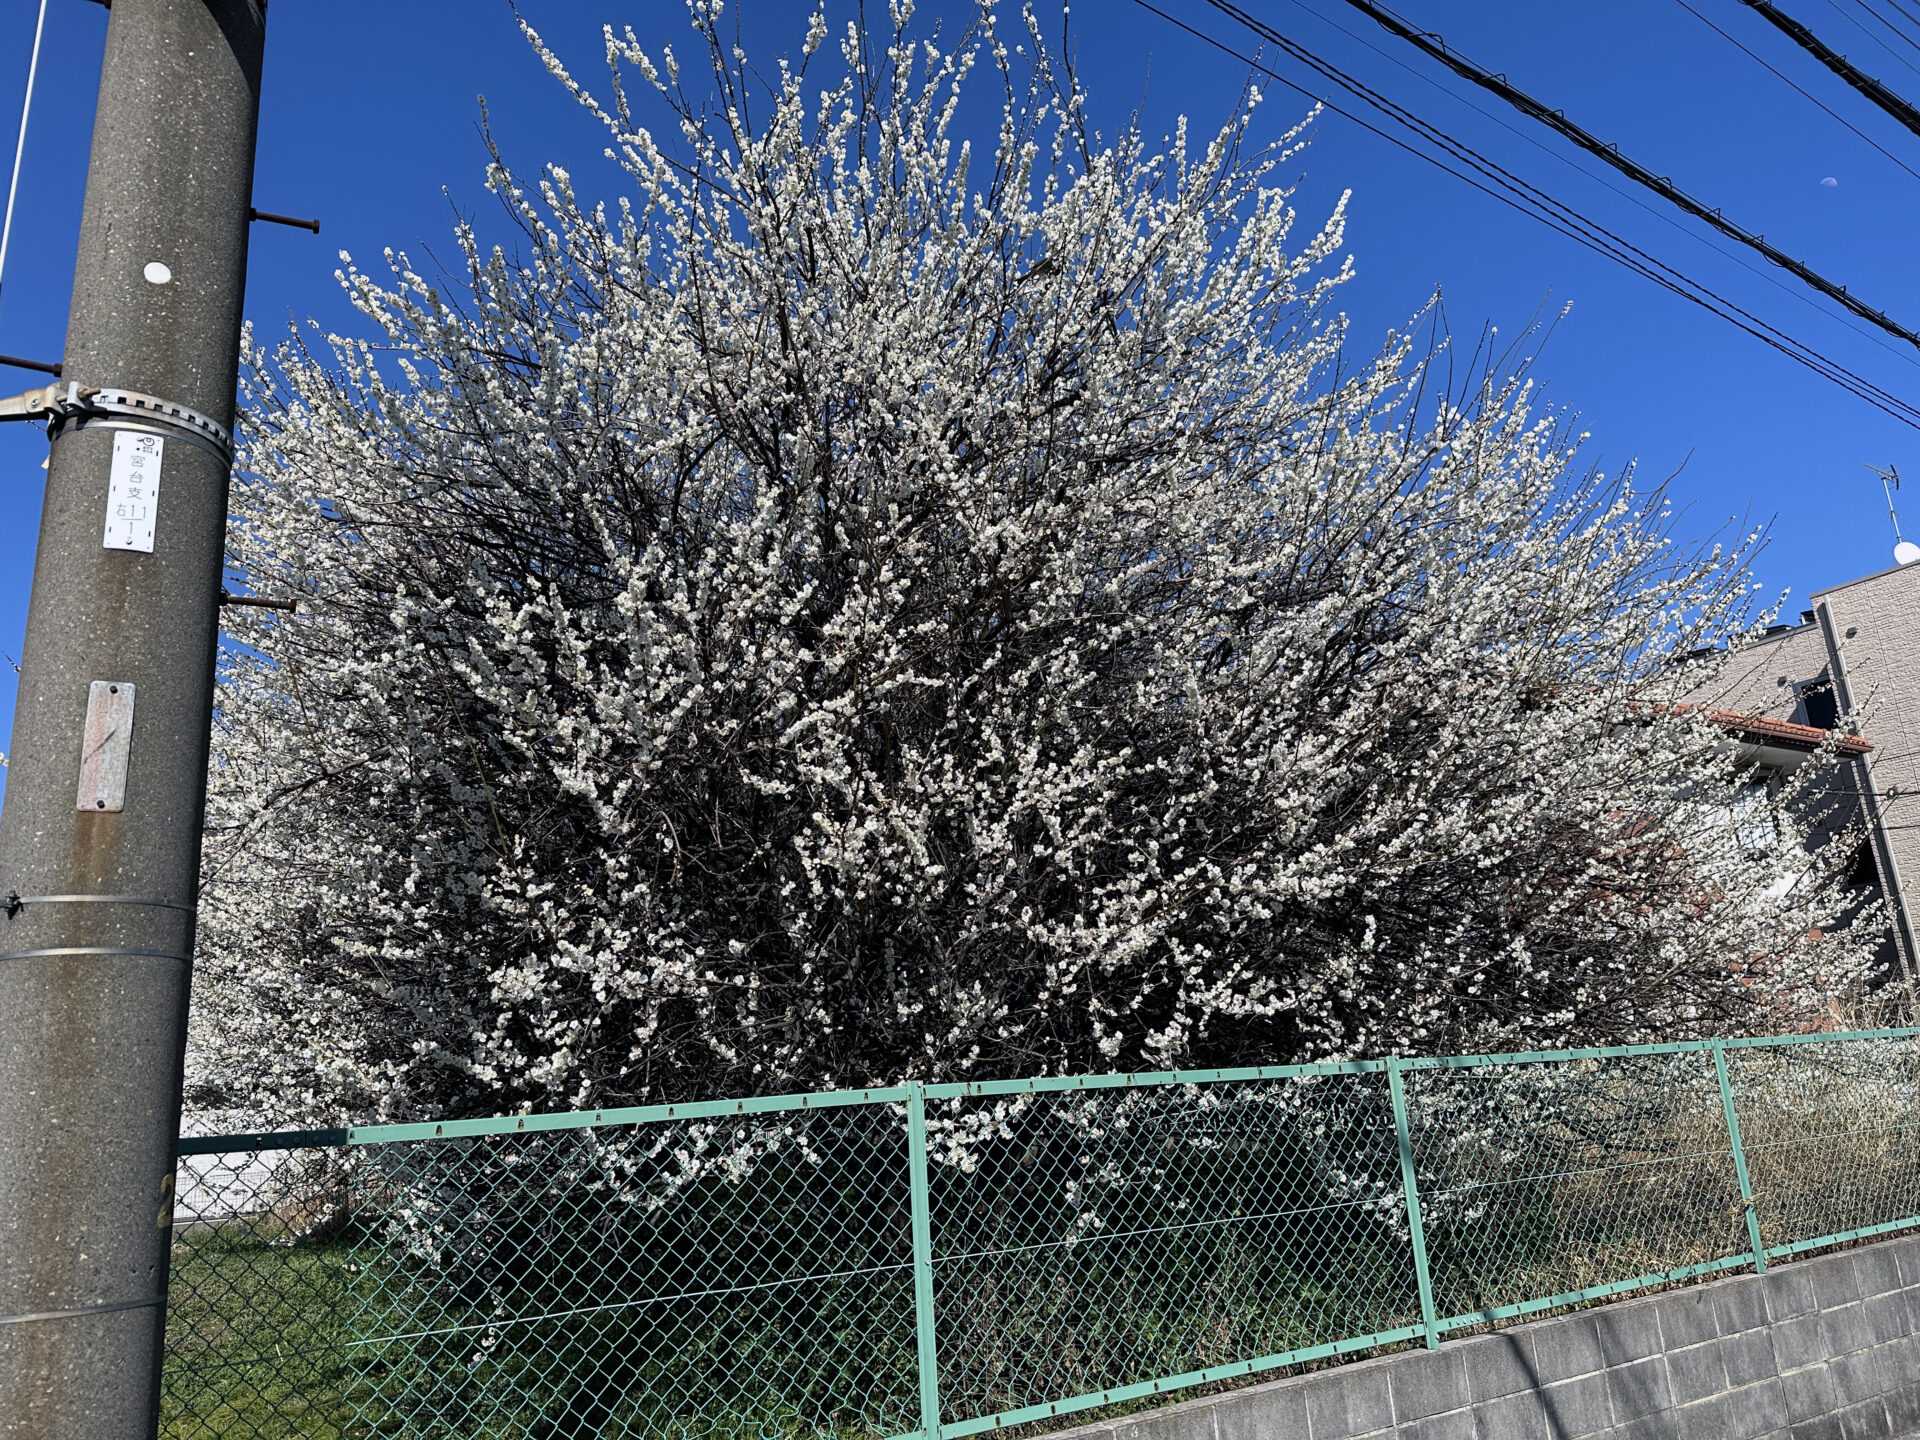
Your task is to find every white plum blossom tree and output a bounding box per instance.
[189,3,1882,1125]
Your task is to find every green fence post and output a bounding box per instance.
[1386,1055,1441,1349]
[1712,1040,1768,1275]
[906,1083,944,1440]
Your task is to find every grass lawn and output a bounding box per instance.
[162,1219,363,1439]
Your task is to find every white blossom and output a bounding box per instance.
[189,4,1881,1126]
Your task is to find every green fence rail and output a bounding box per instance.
[162,1027,1920,1439]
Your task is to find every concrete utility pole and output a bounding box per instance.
[0,2,265,1435]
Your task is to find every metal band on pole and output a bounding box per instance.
[2,381,238,463]
[46,383,237,462]
[0,946,192,965]
[0,1297,162,1328]
[6,894,194,912]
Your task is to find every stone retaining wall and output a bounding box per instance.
[1050,1232,1920,1440]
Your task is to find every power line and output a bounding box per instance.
[1855,0,1920,59]
[1165,0,1920,424]
[0,0,49,322]
[1875,0,1920,49]
[1735,0,1920,140]
[1326,0,1920,350]
[1282,0,1920,372]
[1673,0,1920,185]
[1827,0,1920,78]
[1132,0,1920,427]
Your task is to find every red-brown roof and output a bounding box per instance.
[1708,708,1873,755]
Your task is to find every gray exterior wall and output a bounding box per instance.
[1707,622,1834,722]
[1687,560,1920,990]
[1048,1233,1920,1440]
[1815,563,1920,986]
[1685,612,1894,997]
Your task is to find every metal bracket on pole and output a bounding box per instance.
[218,589,297,613]
[0,381,234,462]
[56,385,235,462]
[248,206,319,233]
[1387,1055,1442,1349]
[0,379,67,422]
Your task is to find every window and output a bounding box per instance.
[1797,678,1840,732]
[1727,782,1778,856]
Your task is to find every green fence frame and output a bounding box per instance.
[172,1026,1920,1440]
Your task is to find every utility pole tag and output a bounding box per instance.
[104,430,163,552]
[76,681,135,813]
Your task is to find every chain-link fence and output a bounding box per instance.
[161,1028,1920,1439]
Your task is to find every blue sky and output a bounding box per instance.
[3,0,1920,778]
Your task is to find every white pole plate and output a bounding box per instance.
[103,431,163,552]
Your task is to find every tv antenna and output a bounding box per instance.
[1864,463,1920,565]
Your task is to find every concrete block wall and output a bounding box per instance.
[1051,1232,1920,1440]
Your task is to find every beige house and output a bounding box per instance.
[1706,556,1920,993]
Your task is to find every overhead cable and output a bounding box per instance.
[1324,0,1920,350]
[1734,0,1920,139]
[0,0,50,321]
[1827,0,1920,76]
[1134,1,1920,428]
[1277,0,1920,369]
[1875,0,1920,49]
[1672,0,1920,184]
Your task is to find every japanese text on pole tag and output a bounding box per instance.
[104,431,164,552]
